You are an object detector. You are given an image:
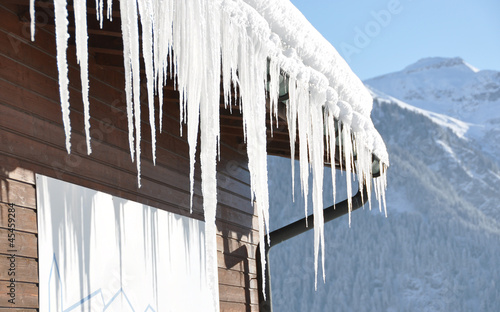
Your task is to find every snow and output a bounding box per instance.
[29,0,389,305]
[402,57,479,74]
[367,87,471,139]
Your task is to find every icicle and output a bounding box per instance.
[342,124,354,226]
[325,88,339,205]
[286,76,297,201]
[237,26,271,298]
[154,0,174,133]
[29,0,35,41]
[337,121,343,173]
[297,80,311,223]
[53,0,71,153]
[354,133,373,210]
[95,0,104,28]
[326,113,336,205]
[74,0,92,155]
[200,1,222,308]
[119,0,135,162]
[309,88,326,288]
[221,11,239,110]
[172,0,205,211]
[267,57,280,134]
[374,165,388,216]
[107,0,113,21]
[137,0,156,164]
[129,0,142,187]
[119,0,142,186]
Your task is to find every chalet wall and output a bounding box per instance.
[0,2,259,311]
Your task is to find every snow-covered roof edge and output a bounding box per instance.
[30,0,388,310]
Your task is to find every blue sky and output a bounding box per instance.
[290,0,500,80]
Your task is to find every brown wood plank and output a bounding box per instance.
[0,204,37,234]
[220,302,260,312]
[219,284,259,306]
[218,268,258,290]
[0,255,38,283]
[0,178,36,209]
[0,229,37,258]
[0,281,38,308]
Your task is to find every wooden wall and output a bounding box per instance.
[0,2,259,311]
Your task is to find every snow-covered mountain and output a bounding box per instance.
[267,57,500,311]
[365,57,500,161]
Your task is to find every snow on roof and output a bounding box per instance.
[30,1,388,310]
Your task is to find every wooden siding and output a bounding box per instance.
[0,2,259,311]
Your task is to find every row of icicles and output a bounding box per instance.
[30,0,387,311]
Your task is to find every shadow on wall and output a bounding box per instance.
[221,229,252,312]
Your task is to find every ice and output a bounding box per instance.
[119,0,135,162]
[296,77,311,224]
[199,2,222,309]
[374,165,388,216]
[107,0,113,21]
[74,0,91,154]
[153,0,174,132]
[95,0,104,28]
[268,56,280,134]
[342,125,354,226]
[29,0,35,41]
[309,88,326,288]
[236,19,271,297]
[325,88,339,204]
[53,0,71,153]
[128,0,142,188]
[137,0,156,164]
[286,76,298,201]
[119,0,142,186]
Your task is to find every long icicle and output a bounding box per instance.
[74,0,92,154]
[53,0,71,153]
[200,1,221,310]
[286,76,298,201]
[128,0,142,188]
[30,0,35,41]
[138,0,157,164]
[119,0,135,162]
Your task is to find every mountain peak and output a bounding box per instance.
[403,57,479,74]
